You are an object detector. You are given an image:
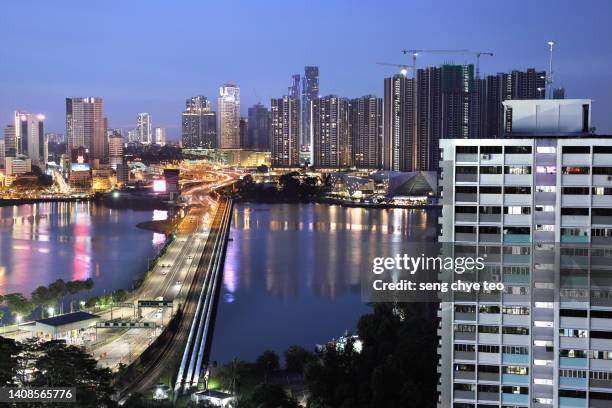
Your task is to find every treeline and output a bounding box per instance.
[0,278,94,322]
[0,337,115,407]
[231,172,330,203]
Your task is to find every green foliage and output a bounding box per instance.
[0,336,23,386]
[3,293,35,318]
[112,289,129,303]
[236,383,299,408]
[284,345,316,374]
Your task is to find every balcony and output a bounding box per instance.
[480,174,503,184]
[478,372,500,382]
[502,353,529,365]
[593,154,612,166]
[504,214,532,225]
[503,314,530,326]
[593,174,612,186]
[456,153,478,163]
[505,174,533,185]
[591,397,612,408]
[453,390,475,400]
[480,193,503,205]
[503,254,531,264]
[480,153,503,165]
[454,351,475,361]
[456,233,477,243]
[454,312,476,321]
[559,357,588,368]
[534,231,555,243]
[562,174,590,185]
[502,334,530,345]
[478,333,500,343]
[505,154,532,165]
[503,234,531,243]
[478,352,500,364]
[559,377,588,388]
[504,194,532,206]
[502,374,529,384]
[535,172,557,185]
[454,331,476,341]
[454,370,476,380]
[562,195,590,206]
[562,153,591,166]
[479,313,501,324]
[504,274,530,284]
[477,392,499,402]
[592,236,612,245]
[501,393,529,405]
[534,211,555,224]
[559,396,587,407]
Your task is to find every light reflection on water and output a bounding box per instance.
[0,202,161,297]
[211,203,439,363]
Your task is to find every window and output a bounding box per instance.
[480,186,501,194]
[591,371,612,380]
[478,325,499,334]
[502,366,528,375]
[502,326,529,335]
[454,363,475,372]
[535,224,555,232]
[456,186,477,194]
[594,146,612,154]
[558,390,586,399]
[454,344,476,352]
[535,205,555,212]
[502,346,528,355]
[560,309,587,317]
[561,227,588,237]
[536,166,556,173]
[479,305,500,314]
[593,208,612,217]
[456,206,477,214]
[457,166,477,174]
[457,146,478,154]
[562,166,590,175]
[504,286,529,296]
[592,228,612,237]
[593,187,612,196]
[505,165,532,175]
[503,246,530,255]
[454,324,476,333]
[504,227,530,235]
[590,392,612,401]
[559,328,588,338]
[593,167,612,175]
[561,369,587,378]
[477,384,499,393]
[455,305,476,313]
[501,386,528,395]
[479,206,501,215]
[455,225,476,234]
[503,266,530,276]
[562,146,590,154]
[481,146,502,154]
[536,185,556,193]
[504,206,531,215]
[502,306,530,315]
[561,208,590,216]
[454,383,475,391]
[562,187,590,195]
[505,146,532,154]
[480,165,502,174]
[591,331,612,339]
[536,146,556,154]
[504,186,531,194]
[478,345,500,353]
[591,310,612,319]
[560,349,587,358]
[592,350,612,360]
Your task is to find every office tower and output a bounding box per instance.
[218,83,241,149]
[181,96,217,149]
[3,125,17,158]
[247,103,271,151]
[66,97,105,162]
[153,127,166,146]
[239,117,248,148]
[312,95,351,168]
[46,133,64,144]
[271,96,299,167]
[0,139,4,169]
[485,69,546,139]
[289,74,301,100]
[108,131,124,169]
[14,111,47,166]
[301,66,319,150]
[137,113,152,144]
[383,74,414,172]
[554,87,566,99]
[349,95,382,169]
[437,99,612,408]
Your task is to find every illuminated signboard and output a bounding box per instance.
[153,179,167,192]
[70,163,91,172]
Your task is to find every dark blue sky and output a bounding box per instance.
[1,0,611,139]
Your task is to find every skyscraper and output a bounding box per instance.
[440,64,474,140]
[181,96,217,149]
[239,117,248,148]
[301,66,319,151]
[137,113,152,144]
[247,103,271,151]
[218,83,240,149]
[383,74,414,172]
[3,125,17,158]
[66,97,105,162]
[289,74,301,100]
[416,67,442,172]
[108,131,123,169]
[271,96,299,167]
[14,111,47,166]
[153,127,166,146]
[312,95,351,168]
[349,95,382,169]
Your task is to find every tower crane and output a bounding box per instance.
[400,49,493,78]
[376,62,414,76]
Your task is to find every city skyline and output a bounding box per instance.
[2,1,612,139]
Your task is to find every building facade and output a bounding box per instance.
[349,95,382,169]
[181,96,216,149]
[247,103,271,151]
[271,96,299,167]
[137,113,152,144]
[383,74,414,172]
[66,97,105,162]
[108,131,124,169]
[14,111,47,166]
[301,66,319,151]
[312,95,351,169]
[218,83,240,149]
[153,127,166,146]
[437,99,612,408]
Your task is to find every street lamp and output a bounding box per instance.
[47,307,55,317]
[16,315,22,331]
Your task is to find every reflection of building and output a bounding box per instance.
[218,83,241,149]
[66,97,105,162]
[271,96,299,168]
[436,99,612,408]
[181,96,217,149]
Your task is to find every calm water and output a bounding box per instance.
[210,203,440,364]
[0,202,166,298]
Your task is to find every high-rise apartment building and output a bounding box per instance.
[66,97,105,162]
[383,74,415,172]
[312,95,351,169]
[137,113,152,144]
[108,131,124,169]
[239,117,248,149]
[247,103,271,151]
[14,111,47,166]
[181,96,217,149]
[218,83,240,149]
[349,95,382,169]
[416,67,442,172]
[3,125,17,158]
[301,66,319,151]
[436,99,612,408]
[270,96,299,167]
[0,139,4,169]
[153,127,166,146]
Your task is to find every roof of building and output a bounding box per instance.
[36,311,100,327]
[393,172,437,197]
[193,390,234,399]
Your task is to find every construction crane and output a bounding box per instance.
[376,62,414,76]
[400,49,493,78]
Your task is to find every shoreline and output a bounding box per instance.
[234,196,441,210]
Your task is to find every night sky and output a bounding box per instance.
[1,0,611,139]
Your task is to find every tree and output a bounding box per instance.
[112,289,129,303]
[31,340,115,407]
[3,293,35,319]
[255,350,279,383]
[285,345,316,375]
[0,336,22,386]
[217,358,249,394]
[237,383,298,408]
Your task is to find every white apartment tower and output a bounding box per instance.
[137,113,153,144]
[218,83,240,149]
[438,99,612,408]
[14,111,47,166]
